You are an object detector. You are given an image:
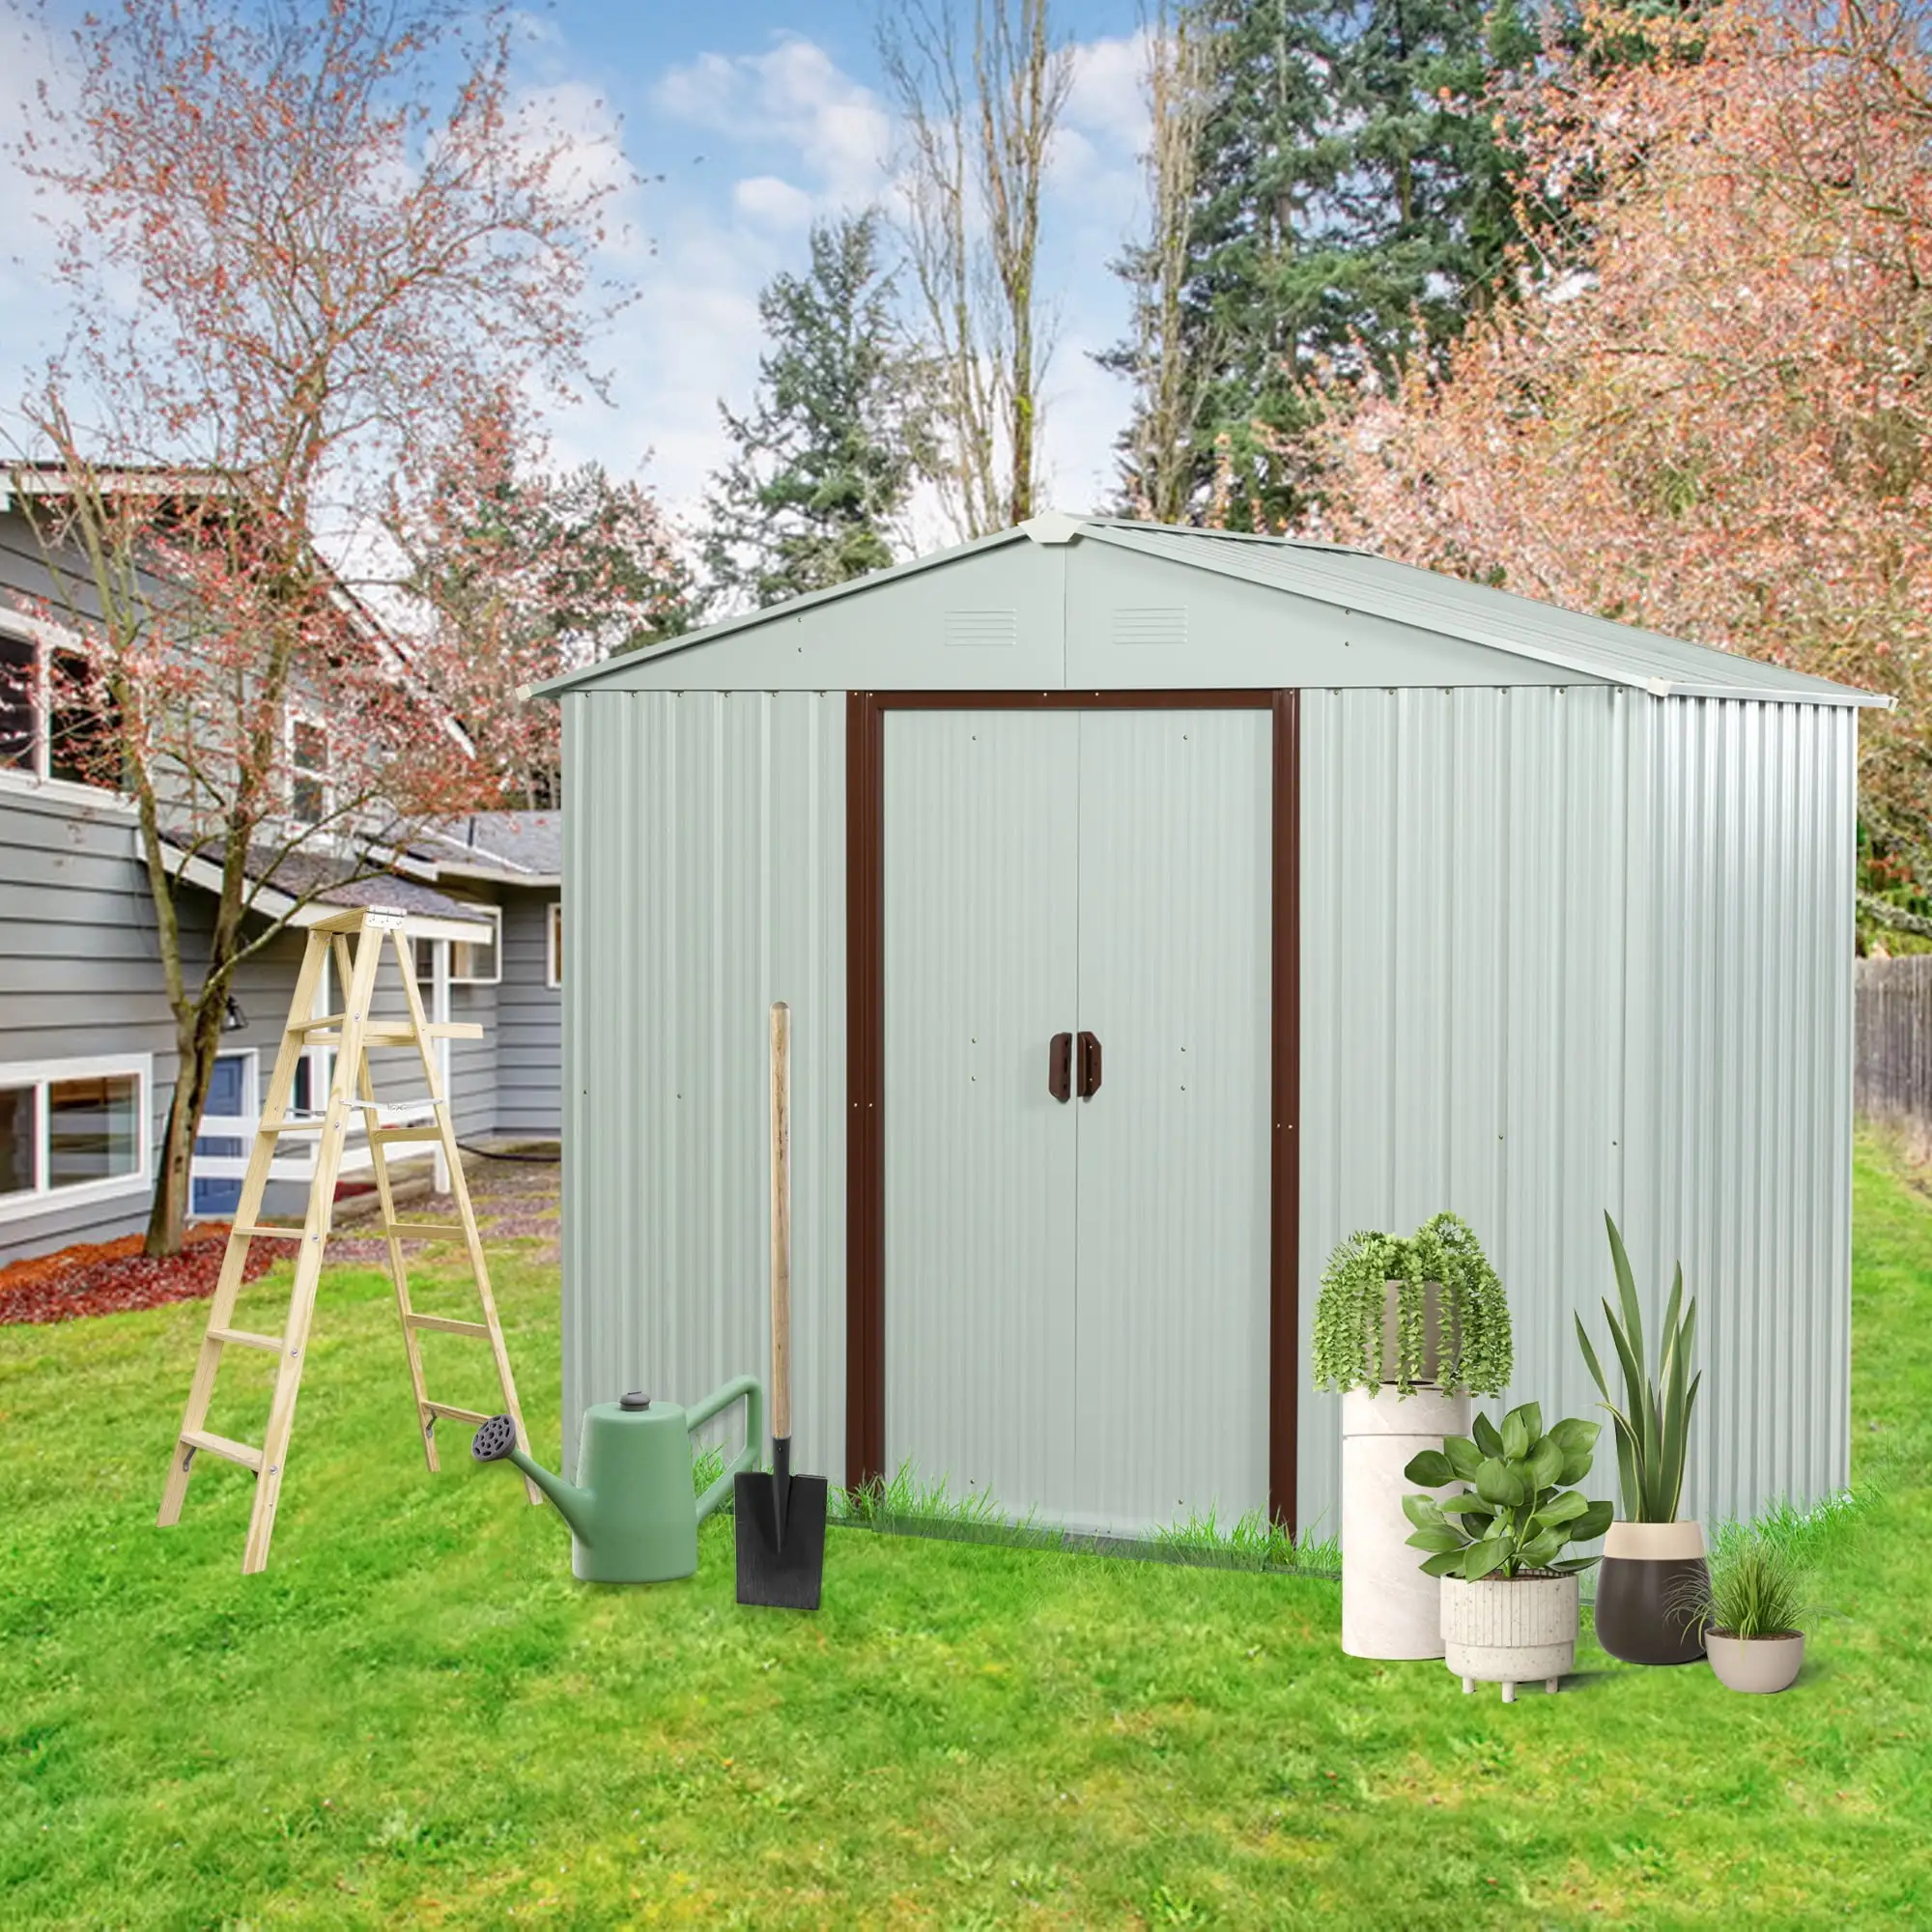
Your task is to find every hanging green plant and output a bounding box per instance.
[1313,1210,1513,1398]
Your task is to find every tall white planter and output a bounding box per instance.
[1341,1384,1470,1659]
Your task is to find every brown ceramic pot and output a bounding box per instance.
[1592,1520,1709,1665]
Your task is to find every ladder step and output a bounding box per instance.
[229,1224,305,1240]
[368,1126,447,1144]
[349,1100,439,1127]
[208,1327,285,1352]
[180,1430,265,1472]
[406,1314,491,1337]
[298,1021,483,1044]
[423,1401,493,1426]
[384,1223,466,1240]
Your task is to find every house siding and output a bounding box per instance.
[497,888,561,1137]
[0,781,178,1264]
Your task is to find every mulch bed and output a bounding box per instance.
[0,1156,563,1328]
[0,1223,287,1327]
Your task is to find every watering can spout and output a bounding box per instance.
[470,1414,599,1544]
[510,1451,599,1543]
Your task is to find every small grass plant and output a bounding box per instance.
[1670,1529,1837,1642]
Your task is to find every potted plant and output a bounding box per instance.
[1574,1211,1706,1665]
[1667,1532,1832,1694]
[1316,1211,1513,1661]
[1403,1403,1614,1701]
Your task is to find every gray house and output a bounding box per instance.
[545,511,1883,1546]
[0,495,564,1267]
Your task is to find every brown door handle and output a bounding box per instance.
[1048,1031,1072,1103]
[1077,1030,1102,1099]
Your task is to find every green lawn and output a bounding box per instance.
[4,1140,1930,1928]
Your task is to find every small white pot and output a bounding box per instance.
[1441,1572,1579,1702]
[1705,1631,1805,1694]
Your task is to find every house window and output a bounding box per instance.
[0,1055,151,1224]
[0,625,122,792]
[289,715,329,825]
[416,909,501,990]
[547,900,562,988]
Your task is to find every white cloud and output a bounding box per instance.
[733,174,815,229]
[652,35,893,213]
[1065,30,1151,155]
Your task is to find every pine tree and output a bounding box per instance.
[1113,0,1537,530]
[701,211,926,610]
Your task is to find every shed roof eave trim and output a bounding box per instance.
[529,524,1035,697]
[1641,677,1894,708]
[1083,524,1886,709]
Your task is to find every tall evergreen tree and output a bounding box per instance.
[1112,0,1537,530]
[701,211,926,610]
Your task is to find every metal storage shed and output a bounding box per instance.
[539,512,1887,1544]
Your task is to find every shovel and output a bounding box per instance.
[735,1000,827,1610]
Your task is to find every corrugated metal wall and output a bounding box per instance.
[563,681,1855,1532]
[560,690,846,1480]
[1298,687,1855,1538]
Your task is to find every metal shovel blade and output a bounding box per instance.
[734,1440,826,1611]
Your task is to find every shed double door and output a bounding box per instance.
[883,707,1273,1536]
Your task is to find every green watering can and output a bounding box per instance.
[471,1378,763,1583]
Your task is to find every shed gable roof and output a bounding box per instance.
[536,516,1888,709]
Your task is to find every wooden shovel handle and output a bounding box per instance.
[769,1001,792,1440]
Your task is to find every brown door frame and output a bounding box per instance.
[845,689,1301,1529]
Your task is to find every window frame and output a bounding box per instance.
[416,906,502,987]
[285,707,332,828]
[0,612,135,813]
[0,1052,153,1225]
[546,899,562,989]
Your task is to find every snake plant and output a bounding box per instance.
[1574,1212,1702,1523]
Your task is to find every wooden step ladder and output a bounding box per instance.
[158,903,541,1574]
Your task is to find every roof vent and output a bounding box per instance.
[945,609,1018,648]
[1112,607,1188,648]
[1018,509,1083,545]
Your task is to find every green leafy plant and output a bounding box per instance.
[1402,1403,1614,1580]
[1667,1531,1835,1641]
[1312,1210,1513,1396]
[1575,1212,1702,1521]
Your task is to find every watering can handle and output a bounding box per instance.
[688,1374,764,1523]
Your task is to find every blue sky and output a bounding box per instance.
[2,1,1156,548]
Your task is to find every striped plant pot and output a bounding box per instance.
[1441,1572,1579,1703]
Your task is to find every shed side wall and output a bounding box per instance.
[1297,687,1854,1539]
[561,690,847,1480]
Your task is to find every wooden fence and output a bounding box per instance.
[1856,955,1932,1148]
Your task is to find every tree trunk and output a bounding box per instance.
[146,996,226,1256]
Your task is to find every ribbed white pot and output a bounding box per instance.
[1341,1382,1470,1660]
[1441,1573,1579,1702]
